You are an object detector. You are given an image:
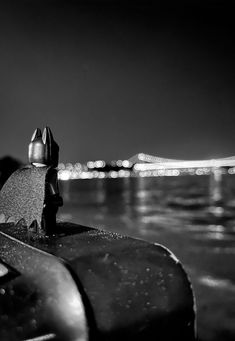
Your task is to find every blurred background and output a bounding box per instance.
[0,0,235,163]
[0,1,235,341]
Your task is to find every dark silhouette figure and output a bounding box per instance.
[0,127,62,234]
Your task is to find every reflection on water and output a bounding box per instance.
[59,174,235,238]
[58,174,235,341]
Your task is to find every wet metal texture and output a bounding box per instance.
[0,227,88,341]
[0,222,196,341]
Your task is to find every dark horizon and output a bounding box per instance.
[1,1,235,163]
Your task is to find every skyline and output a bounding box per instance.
[1,1,235,163]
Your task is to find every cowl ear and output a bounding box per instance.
[42,127,59,168]
[31,128,42,142]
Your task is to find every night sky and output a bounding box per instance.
[1,1,235,163]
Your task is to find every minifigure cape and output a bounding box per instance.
[0,166,50,228]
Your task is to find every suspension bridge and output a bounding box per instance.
[129,153,235,171]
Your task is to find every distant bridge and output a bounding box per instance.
[127,154,235,207]
[129,153,235,171]
[129,153,184,164]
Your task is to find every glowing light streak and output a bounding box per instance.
[134,158,235,171]
[129,153,185,164]
[58,154,235,180]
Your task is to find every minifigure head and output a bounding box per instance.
[28,127,59,168]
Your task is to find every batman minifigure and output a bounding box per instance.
[0,127,63,235]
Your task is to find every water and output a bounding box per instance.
[58,174,235,341]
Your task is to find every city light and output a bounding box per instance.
[58,153,235,180]
[58,169,71,181]
[228,167,235,174]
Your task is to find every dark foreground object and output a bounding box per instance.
[0,127,195,340]
[0,222,195,341]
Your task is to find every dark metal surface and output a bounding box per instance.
[0,226,88,341]
[0,222,196,341]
